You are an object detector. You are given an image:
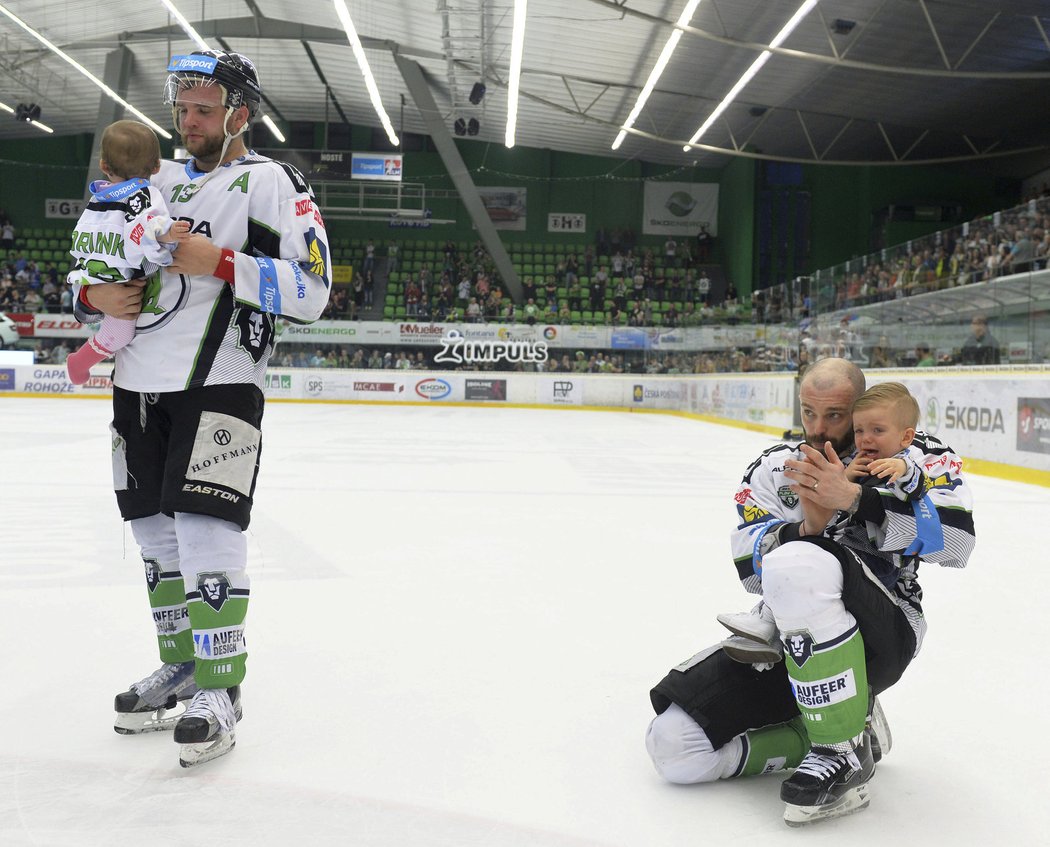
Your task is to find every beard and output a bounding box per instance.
[805,429,855,457]
[183,131,226,166]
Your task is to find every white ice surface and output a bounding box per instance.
[1,397,1047,846]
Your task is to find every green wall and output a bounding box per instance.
[801,162,1017,272]
[0,134,93,226]
[0,127,1024,300]
[719,156,756,293]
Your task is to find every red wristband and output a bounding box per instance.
[214,248,236,285]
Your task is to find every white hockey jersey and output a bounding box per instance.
[730,433,975,596]
[68,178,176,284]
[76,153,331,392]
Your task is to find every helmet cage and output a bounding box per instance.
[166,76,238,135]
[165,52,261,134]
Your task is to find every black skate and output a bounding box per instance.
[114,662,198,735]
[173,686,243,768]
[780,735,875,826]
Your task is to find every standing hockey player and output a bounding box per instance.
[66,120,190,385]
[74,50,331,766]
[645,358,975,825]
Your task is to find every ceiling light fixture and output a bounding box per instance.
[504,0,527,148]
[0,2,171,138]
[333,0,400,146]
[0,99,52,133]
[683,0,818,151]
[261,114,286,143]
[158,0,211,50]
[612,0,704,151]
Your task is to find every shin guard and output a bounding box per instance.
[735,717,810,777]
[783,626,868,746]
[144,556,194,664]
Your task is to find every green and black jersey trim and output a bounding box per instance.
[186,284,236,390]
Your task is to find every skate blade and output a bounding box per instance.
[179,732,236,768]
[114,702,188,735]
[783,785,870,827]
[869,698,893,758]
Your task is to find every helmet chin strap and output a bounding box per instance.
[194,105,248,186]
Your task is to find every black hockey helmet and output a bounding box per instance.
[165,51,262,119]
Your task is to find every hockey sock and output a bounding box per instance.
[142,555,194,664]
[783,626,869,746]
[186,578,248,689]
[735,717,810,777]
[176,513,250,689]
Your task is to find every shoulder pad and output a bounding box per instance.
[273,160,314,198]
[741,442,796,484]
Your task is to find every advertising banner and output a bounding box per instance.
[46,198,85,218]
[464,378,507,401]
[642,181,719,237]
[478,187,527,231]
[351,153,403,181]
[1017,397,1050,455]
[541,377,582,406]
[547,213,586,233]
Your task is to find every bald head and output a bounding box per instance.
[800,357,866,401]
[798,358,866,455]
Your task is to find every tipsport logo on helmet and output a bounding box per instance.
[168,54,219,75]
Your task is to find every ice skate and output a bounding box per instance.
[867,695,892,764]
[174,686,242,768]
[780,735,875,827]
[717,602,782,664]
[113,661,198,735]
